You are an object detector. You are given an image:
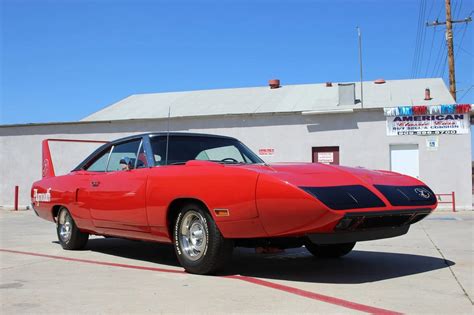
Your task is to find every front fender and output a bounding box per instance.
[255,173,341,236]
[145,165,262,239]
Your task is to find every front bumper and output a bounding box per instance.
[307,209,431,244]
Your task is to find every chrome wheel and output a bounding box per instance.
[173,204,234,274]
[179,211,208,261]
[56,207,88,250]
[58,210,72,243]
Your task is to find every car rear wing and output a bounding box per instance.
[42,139,109,178]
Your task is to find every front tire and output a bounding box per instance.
[173,204,233,275]
[56,207,89,250]
[305,241,355,258]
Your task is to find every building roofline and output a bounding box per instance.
[2,108,385,128]
[118,77,447,98]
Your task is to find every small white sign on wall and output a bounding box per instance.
[258,148,274,156]
[426,137,439,151]
[317,152,334,164]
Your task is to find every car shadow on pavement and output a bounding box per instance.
[228,247,455,284]
[81,238,454,284]
[78,237,180,267]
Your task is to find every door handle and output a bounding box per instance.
[91,181,100,187]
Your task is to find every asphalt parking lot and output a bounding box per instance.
[1,209,472,314]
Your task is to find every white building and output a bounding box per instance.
[0,78,471,210]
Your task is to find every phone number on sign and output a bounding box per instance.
[397,130,458,135]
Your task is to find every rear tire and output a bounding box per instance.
[173,203,233,275]
[56,207,89,250]
[305,241,355,258]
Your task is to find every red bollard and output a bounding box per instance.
[14,186,19,211]
[451,191,456,212]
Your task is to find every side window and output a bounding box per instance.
[150,137,166,165]
[86,147,111,172]
[107,140,141,172]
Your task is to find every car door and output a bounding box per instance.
[88,138,150,232]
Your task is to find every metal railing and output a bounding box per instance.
[435,192,456,212]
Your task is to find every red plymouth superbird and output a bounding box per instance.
[32,133,437,274]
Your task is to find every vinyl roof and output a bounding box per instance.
[81,78,455,121]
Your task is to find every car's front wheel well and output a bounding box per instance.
[167,198,210,238]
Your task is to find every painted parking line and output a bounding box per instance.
[0,248,183,274]
[0,248,401,315]
[426,216,461,221]
[226,275,401,315]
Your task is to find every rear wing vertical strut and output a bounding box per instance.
[42,139,109,178]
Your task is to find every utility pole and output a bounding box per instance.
[426,0,472,101]
[445,0,456,100]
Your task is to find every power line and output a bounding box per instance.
[441,50,448,78]
[435,42,447,78]
[431,36,446,77]
[436,0,444,19]
[454,4,471,59]
[455,23,468,59]
[455,44,473,56]
[454,0,463,18]
[458,85,474,101]
[416,0,433,77]
[426,0,472,100]
[452,0,459,19]
[424,25,437,77]
[411,0,424,78]
[412,0,429,78]
[426,0,444,77]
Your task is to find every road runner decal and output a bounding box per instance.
[34,188,51,206]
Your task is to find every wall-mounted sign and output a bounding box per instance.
[426,136,439,151]
[386,114,470,136]
[317,152,334,164]
[258,148,274,156]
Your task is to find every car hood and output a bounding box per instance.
[240,162,423,187]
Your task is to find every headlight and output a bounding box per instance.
[374,185,436,206]
[299,185,386,210]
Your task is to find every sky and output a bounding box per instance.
[1,0,473,124]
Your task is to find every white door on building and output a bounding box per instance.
[390,144,419,178]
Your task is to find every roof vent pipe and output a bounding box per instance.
[424,88,432,100]
[269,79,280,89]
[374,78,386,84]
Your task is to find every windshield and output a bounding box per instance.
[150,135,264,165]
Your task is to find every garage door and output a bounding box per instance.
[390,144,419,178]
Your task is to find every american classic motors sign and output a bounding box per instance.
[384,104,472,136]
[386,114,469,136]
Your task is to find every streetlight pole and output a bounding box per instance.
[357,26,364,108]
